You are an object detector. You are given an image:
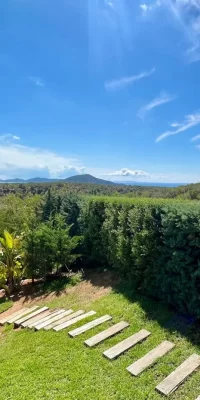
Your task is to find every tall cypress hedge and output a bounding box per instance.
[80,197,200,317]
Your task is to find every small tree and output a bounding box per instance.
[0,230,23,294]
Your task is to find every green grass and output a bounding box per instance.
[0,298,13,314]
[0,283,200,400]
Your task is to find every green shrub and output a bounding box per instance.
[80,197,200,317]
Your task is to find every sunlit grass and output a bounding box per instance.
[0,285,200,400]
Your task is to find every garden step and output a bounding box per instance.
[28,309,65,329]
[44,310,84,330]
[14,307,49,327]
[35,310,72,330]
[0,307,28,325]
[69,315,112,337]
[85,321,129,347]
[22,309,53,328]
[103,329,151,360]
[54,311,96,332]
[127,340,175,376]
[156,353,200,396]
[7,306,39,324]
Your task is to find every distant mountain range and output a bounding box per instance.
[0,174,116,185]
[0,174,185,188]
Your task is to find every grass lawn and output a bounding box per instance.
[0,275,200,400]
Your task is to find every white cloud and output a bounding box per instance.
[191,134,200,141]
[138,92,176,118]
[140,4,151,11]
[156,112,200,142]
[105,68,155,91]
[0,134,20,142]
[28,76,44,87]
[104,168,150,177]
[0,143,85,179]
[140,1,161,13]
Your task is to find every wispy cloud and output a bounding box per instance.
[156,112,200,142]
[162,0,200,62]
[105,68,155,91]
[138,92,176,118]
[28,76,44,87]
[191,133,200,141]
[0,134,20,142]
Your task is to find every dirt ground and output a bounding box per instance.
[0,270,116,319]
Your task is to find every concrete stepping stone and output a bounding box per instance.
[103,329,151,360]
[0,307,34,325]
[7,306,39,324]
[35,310,72,330]
[127,340,175,376]
[0,308,28,325]
[14,307,49,327]
[54,311,96,332]
[44,310,83,330]
[28,309,65,329]
[69,315,112,337]
[156,353,200,396]
[22,309,53,328]
[85,321,129,347]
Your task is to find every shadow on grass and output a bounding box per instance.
[86,268,200,348]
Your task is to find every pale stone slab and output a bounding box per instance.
[44,310,83,330]
[69,315,112,337]
[127,341,175,376]
[7,306,39,324]
[54,311,96,332]
[22,310,52,328]
[14,307,49,327]
[0,308,29,325]
[156,354,200,396]
[103,329,151,360]
[195,397,200,399]
[28,309,64,329]
[85,321,129,347]
[35,310,73,330]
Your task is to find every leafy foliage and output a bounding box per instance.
[0,230,23,293]
[80,197,200,317]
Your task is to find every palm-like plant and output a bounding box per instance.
[0,230,23,294]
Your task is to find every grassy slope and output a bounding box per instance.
[0,286,200,400]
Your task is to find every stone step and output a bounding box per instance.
[127,340,175,376]
[69,315,112,337]
[156,354,200,396]
[54,311,96,332]
[103,329,151,360]
[85,321,129,347]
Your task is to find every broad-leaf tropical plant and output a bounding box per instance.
[0,230,23,294]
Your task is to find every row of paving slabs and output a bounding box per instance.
[0,305,200,397]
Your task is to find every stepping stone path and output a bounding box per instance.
[85,321,129,347]
[127,341,175,376]
[15,307,49,327]
[22,309,52,328]
[54,311,96,332]
[35,310,73,330]
[44,310,83,330]
[156,353,200,396]
[1,305,200,398]
[69,315,112,337]
[103,329,151,360]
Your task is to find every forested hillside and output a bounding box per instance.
[0,180,200,199]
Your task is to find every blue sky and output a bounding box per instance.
[1,0,200,182]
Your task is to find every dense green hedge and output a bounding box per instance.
[80,197,200,317]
